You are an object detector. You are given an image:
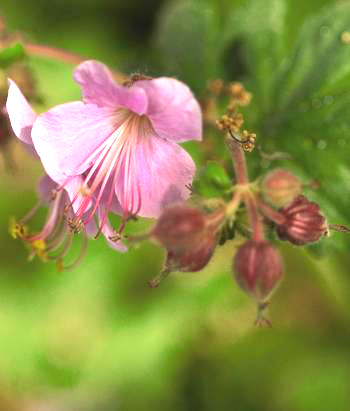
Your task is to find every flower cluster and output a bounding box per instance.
[4,53,348,325]
[141,80,346,325]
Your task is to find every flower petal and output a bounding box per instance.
[31,101,116,184]
[73,60,148,115]
[36,174,58,203]
[6,79,37,145]
[115,135,195,218]
[136,77,202,143]
[64,176,93,214]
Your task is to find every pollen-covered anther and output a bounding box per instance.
[9,217,28,239]
[216,112,244,133]
[67,217,84,234]
[241,130,256,152]
[29,239,48,262]
[227,82,252,106]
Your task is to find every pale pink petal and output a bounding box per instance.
[115,135,195,218]
[36,174,58,203]
[64,176,93,214]
[97,208,128,252]
[31,101,116,184]
[99,180,124,215]
[6,79,37,145]
[73,60,148,115]
[136,77,202,143]
[37,174,90,215]
[85,219,98,238]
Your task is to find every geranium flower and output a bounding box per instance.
[6,80,126,266]
[30,61,202,239]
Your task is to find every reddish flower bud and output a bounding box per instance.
[233,240,283,301]
[262,168,302,208]
[276,195,328,245]
[148,205,225,286]
[152,205,207,253]
[166,233,217,273]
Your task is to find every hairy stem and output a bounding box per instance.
[226,137,248,184]
[227,136,264,241]
[244,193,264,242]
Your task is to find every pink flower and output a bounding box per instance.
[6,79,127,257]
[29,61,202,238]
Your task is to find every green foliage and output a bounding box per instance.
[156,0,350,252]
[193,160,232,198]
[260,2,350,251]
[155,0,221,95]
[221,0,287,111]
[0,42,25,68]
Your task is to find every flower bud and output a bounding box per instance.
[262,168,302,208]
[277,195,328,245]
[152,205,207,253]
[233,240,283,301]
[166,233,217,273]
[148,205,226,286]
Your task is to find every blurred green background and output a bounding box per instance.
[1,0,350,410]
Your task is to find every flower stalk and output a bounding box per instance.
[226,135,265,242]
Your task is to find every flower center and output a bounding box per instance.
[69,108,155,235]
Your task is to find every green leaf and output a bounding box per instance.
[221,0,287,111]
[193,161,232,198]
[0,42,25,68]
[260,2,350,251]
[271,2,350,114]
[155,0,220,95]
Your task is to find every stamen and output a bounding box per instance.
[48,231,73,261]
[19,200,43,224]
[58,232,88,271]
[28,191,64,243]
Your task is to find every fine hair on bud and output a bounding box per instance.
[233,240,283,301]
[261,168,302,208]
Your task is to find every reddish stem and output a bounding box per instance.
[244,193,264,242]
[227,137,264,242]
[257,200,286,225]
[226,138,248,184]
